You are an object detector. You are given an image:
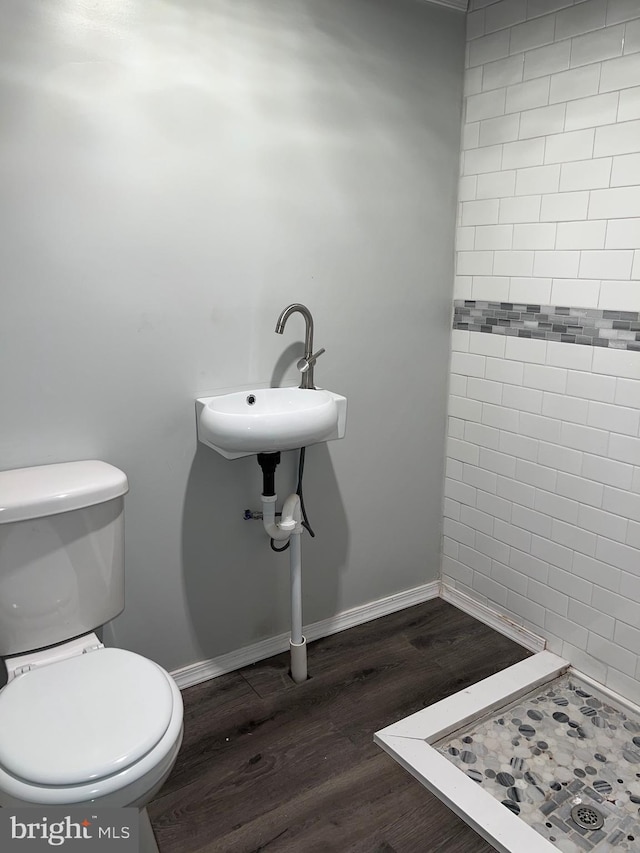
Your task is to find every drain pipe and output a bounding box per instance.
[257,454,307,683]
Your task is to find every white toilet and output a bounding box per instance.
[0,460,184,852]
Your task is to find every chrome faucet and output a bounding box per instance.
[275,303,325,390]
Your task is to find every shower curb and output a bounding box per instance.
[375,651,569,853]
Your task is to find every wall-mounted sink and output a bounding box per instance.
[196,387,347,459]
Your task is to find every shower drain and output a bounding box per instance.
[570,804,605,831]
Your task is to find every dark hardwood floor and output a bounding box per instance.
[149,598,530,853]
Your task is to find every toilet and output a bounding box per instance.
[0,460,184,853]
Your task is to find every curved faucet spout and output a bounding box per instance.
[275,303,314,355]
[275,303,317,390]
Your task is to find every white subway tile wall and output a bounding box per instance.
[447,0,640,703]
[461,0,640,311]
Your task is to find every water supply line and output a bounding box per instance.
[256,453,307,683]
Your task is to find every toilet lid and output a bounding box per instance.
[0,648,174,786]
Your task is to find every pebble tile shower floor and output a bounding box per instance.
[437,675,640,853]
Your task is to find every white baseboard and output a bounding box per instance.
[440,582,546,654]
[171,580,546,691]
[171,581,440,690]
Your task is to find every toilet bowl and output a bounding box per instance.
[0,638,184,810]
[0,461,186,853]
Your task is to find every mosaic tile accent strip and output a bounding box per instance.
[437,675,640,853]
[453,301,640,351]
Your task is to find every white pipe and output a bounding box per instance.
[280,493,300,532]
[260,492,307,682]
[289,532,306,682]
[290,637,307,684]
[289,531,303,645]
[261,494,291,540]
[261,492,301,539]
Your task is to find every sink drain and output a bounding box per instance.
[570,804,605,831]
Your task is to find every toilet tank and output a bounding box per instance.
[0,461,129,657]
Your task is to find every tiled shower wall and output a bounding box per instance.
[443,0,640,702]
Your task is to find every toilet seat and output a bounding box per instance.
[0,648,183,805]
[0,648,174,786]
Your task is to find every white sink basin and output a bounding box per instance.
[196,387,347,459]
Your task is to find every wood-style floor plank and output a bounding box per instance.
[149,598,530,852]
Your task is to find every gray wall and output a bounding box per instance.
[0,0,464,672]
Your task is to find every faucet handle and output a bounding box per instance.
[297,348,325,374]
